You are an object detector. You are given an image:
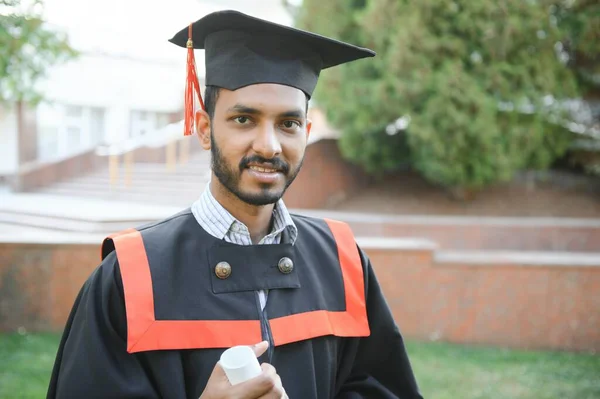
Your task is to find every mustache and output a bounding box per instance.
[239,155,290,174]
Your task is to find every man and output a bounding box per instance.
[47,10,423,399]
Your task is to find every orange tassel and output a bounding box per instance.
[184,23,205,136]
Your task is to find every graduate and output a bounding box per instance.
[47,10,423,399]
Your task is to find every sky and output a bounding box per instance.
[31,0,305,111]
[42,0,299,63]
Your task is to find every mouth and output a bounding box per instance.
[247,165,280,173]
[245,164,284,184]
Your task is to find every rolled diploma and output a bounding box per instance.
[219,345,262,385]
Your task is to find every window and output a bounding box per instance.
[37,102,62,160]
[65,105,83,118]
[89,107,106,145]
[130,110,172,138]
[36,102,107,161]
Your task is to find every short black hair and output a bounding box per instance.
[203,85,310,121]
[204,85,221,121]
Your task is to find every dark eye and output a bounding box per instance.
[234,116,250,124]
[282,120,300,129]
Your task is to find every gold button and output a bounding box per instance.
[278,257,294,274]
[215,261,232,279]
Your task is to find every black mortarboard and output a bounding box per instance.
[170,9,375,98]
[169,10,375,136]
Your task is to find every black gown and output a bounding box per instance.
[47,210,423,398]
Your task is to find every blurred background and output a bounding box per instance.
[0,0,599,398]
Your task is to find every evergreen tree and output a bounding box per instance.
[297,0,594,192]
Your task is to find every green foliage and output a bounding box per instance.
[297,0,593,191]
[552,0,600,93]
[0,0,77,105]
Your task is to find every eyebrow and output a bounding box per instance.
[227,104,305,119]
[279,110,306,119]
[227,104,262,115]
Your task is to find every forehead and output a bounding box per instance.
[216,84,307,112]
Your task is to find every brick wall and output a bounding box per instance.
[364,244,600,352]
[350,220,600,252]
[11,149,106,192]
[9,138,365,213]
[298,211,600,252]
[0,243,99,331]
[1,239,598,351]
[283,139,370,209]
[10,140,201,192]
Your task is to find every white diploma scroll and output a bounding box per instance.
[220,345,262,385]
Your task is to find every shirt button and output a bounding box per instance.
[215,261,232,279]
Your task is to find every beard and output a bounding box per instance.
[210,134,304,206]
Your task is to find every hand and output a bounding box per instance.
[199,341,288,399]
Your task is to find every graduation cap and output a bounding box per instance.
[169,10,376,136]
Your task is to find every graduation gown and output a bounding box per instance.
[47,210,423,398]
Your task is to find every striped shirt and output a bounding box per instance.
[191,183,298,309]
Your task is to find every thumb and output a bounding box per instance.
[251,341,269,358]
[209,360,228,381]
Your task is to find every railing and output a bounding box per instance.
[95,120,193,188]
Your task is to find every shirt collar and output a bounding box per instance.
[192,183,298,243]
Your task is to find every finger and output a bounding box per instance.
[230,364,277,399]
[209,361,224,378]
[255,379,285,399]
[207,360,230,385]
[256,367,284,399]
[198,361,230,399]
[251,340,269,358]
[261,362,276,374]
[230,375,274,398]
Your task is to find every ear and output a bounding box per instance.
[195,110,211,150]
[306,118,312,139]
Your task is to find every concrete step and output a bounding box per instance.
[83,165,211,176]
[0,193,181,234]
[64,174,211,186]
[38,187,202,205]
[3,193,600,252]
[88,164,212,175]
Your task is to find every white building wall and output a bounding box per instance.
[1,0,296,181]
[3,0,296,166]
[0,106,18,175]
[38,53,185,145]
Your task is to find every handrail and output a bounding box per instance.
[95,120,187,157]
[94,119,192,188]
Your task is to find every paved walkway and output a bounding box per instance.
[330,171,600,218]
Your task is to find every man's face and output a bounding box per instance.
[207,84,310,206]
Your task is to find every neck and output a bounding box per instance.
[209,178,275,244]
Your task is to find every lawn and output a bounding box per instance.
[0,332,598,399]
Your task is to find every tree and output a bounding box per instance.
[296,0,593,193]
[553,0,599,97]
[0,0,77,105]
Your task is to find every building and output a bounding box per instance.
[0,0,296,191]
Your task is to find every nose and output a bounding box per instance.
[252,123,282,159]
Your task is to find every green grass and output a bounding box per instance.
[0,332,60,399]
[406,340,600,399]
[0,333,598,399]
